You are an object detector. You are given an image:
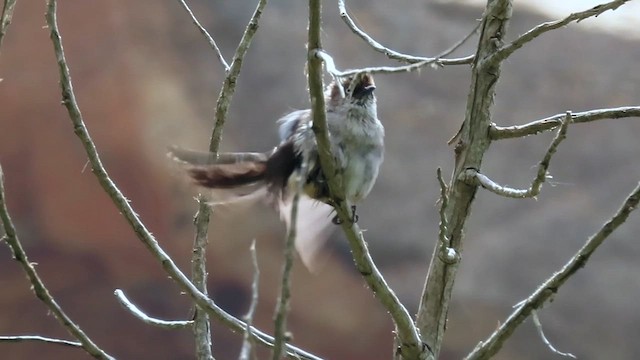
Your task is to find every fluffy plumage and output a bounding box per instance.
[169,73,384,268]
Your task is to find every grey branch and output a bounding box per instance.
[209,0,267,153]
[46,1,319,359]
[307,3,425,359]
[0,0,17,52]
[114,289,193,329]
[490,106,640,140]
[239,240,260,360]
[0,336,82,348]
[192,198,214,360]
[192,0,268,358]
[465,180,640,360]
[463,112,570,198]
[338,0,476,68]
[337,55,475,77]
[416,1,514,356]
[175,0,229,72]
[0,163,113,360]
[531,310,576,359]
[335,0,476,76]
[483,0,633,68]
[272,157,305,360]
[436,168,457,264]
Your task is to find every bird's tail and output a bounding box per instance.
[169,145,336,270]
[168,146,271,204]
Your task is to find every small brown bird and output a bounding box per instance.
[169,73,384,267]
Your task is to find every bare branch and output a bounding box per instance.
[490,106,640,140]
[114,289,193,329]
[417,1,514,356]
[239,240,260,360]
[338,0,477,68]
[332,1,477,76]
[463,112,570,198]
[465,180,640,360]
[337,55,475,77]
[0,336,82,348]
[209,0,267,153]
[272,157,305,360]
[0,0,17,52]
[531,310,576,359]
[191,198,214,360]
[45,2,319,359]
[175,0,229,72]
[307,6,425,359]
[0,163,113,359]
[338,0,426,64]
[436,169,457,264]
[190,1,268,357]
[483,0,633,68]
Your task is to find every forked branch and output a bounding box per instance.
[463,112,571,198]
[0,164,113,359]
[483,0,633,68]
[465,180,640,360]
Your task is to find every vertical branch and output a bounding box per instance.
[190,1,267,358]
[416,0,514,357]
[192,200,214,360]
[239,240,260,360]
[0,164,114,360]
[308,4,425,360]
[208,0,267,153]
[271,187,301,359]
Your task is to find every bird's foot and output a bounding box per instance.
[332,205,359,225]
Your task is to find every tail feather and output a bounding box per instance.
[169,145,336,269]
[168,147,269,204]
[279,196,336,271]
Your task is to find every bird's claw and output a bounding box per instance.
[332,205,359,225]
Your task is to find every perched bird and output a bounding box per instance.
[169,73,384,267]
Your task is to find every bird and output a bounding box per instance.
[169,73,384,268]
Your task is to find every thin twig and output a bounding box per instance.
[209,0,267,153]
[338,0,478,67]
[307,3,425,359]
[272,158,305,359]
[0,163,113,359]
[465,180,640,360]
[490,106,640,140]
[463,112,570,198]
[45,1,319,359]
[0,336,82,348]
[483,0,632,68]
[175,0,229,72]
[239,240,260,360]
[0,0,17,52]
[531,310,576,359]
[114,289,193,329]
[334,55,475,77]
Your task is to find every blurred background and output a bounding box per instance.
[1,0,639,359]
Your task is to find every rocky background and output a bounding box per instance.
[1,1,639,359]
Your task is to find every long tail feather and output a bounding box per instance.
[168,146,269,204]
